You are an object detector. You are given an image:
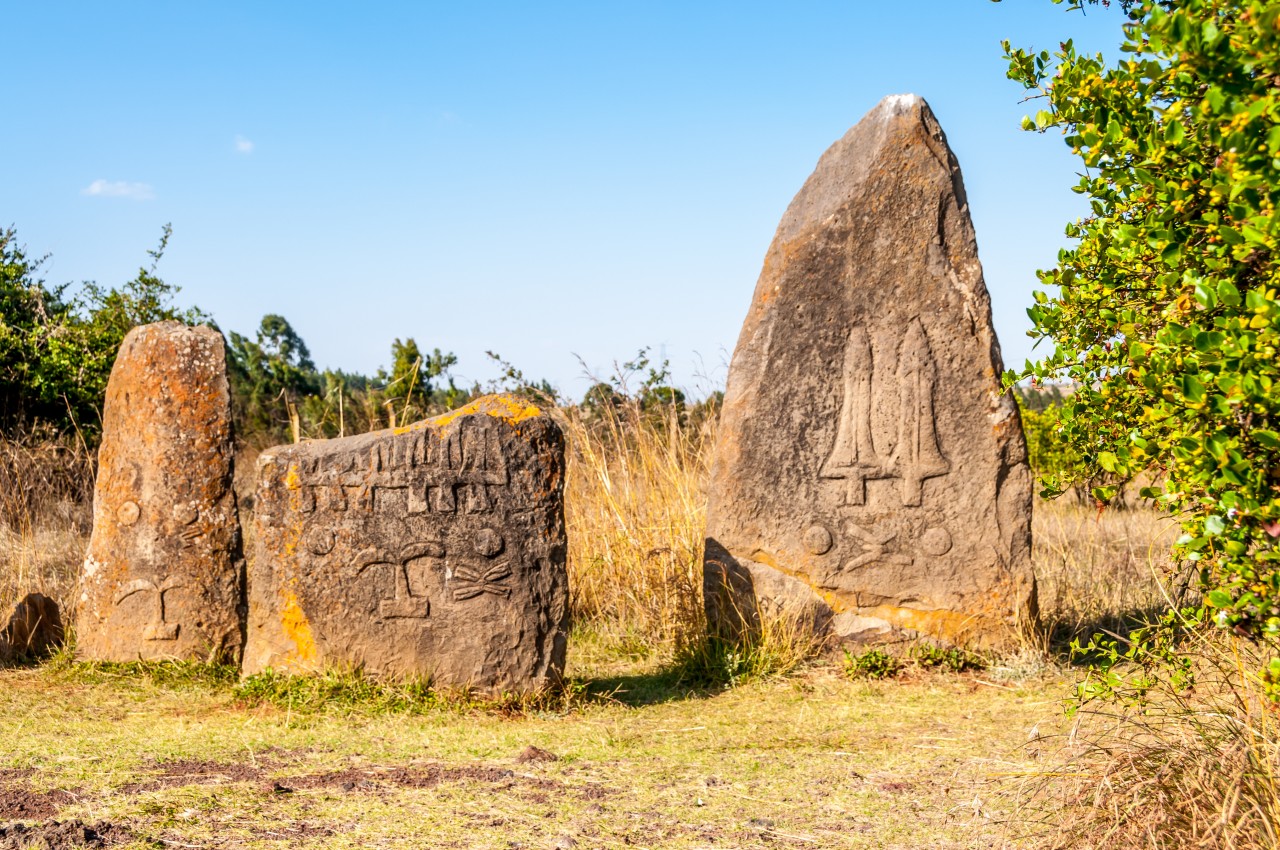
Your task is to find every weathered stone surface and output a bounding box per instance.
[704,95,1036,648]
[243,395,568,694]
[76,322,243,662]
[2,593,64,659]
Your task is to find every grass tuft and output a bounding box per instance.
[1006,629,1280,849]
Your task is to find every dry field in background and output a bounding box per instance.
[5,407,1251,848]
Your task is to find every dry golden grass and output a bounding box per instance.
[1031,496,1179,645]
[0,430,92,616]
[1007,630,1280,849]
[559,402,712,656]
[1015,495,1277,849]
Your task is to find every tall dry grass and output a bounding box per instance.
[1016,497,1277,849]
[1031,496,1179,646]
[1009,629,1280,849]
[0,429,93,616]
[558,401,712,656]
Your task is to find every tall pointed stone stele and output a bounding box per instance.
[704,95,1036,648]
[77,322,243,662]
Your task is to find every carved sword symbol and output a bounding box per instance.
[822,318,950,508]
[113,576,185,641]
[821,325,891,505]
[893,318,950,506]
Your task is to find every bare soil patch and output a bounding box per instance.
[0,820,129,849]
[117,756,266,794]
[0,772,80,822]
[287,762,562,793]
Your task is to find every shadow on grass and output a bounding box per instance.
[1043,604,1172,666]
[578,665,720,708]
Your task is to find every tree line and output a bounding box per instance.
[0,224,709,450]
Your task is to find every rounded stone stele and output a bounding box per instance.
[803,524,834,555]
[116,501,140,527]
[75,321,242,664]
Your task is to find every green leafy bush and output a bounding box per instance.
[0,225,201,437]
[910,644,987,673]
[841,647,903,680]
[1005,0,1280,692]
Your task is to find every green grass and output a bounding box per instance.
[0,639,1068,850]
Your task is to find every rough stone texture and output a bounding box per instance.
[76,322,243,662]
[243,394,568,694]
[2,593,64,659]
[704,95,1036,648]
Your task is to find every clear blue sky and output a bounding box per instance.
[5,2,1123,399]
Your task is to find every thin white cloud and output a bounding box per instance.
[81,179,155,201]
[234,135,254,154]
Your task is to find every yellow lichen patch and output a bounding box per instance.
[859,603,1003,647]
[431,394,543,429]
[280,590,318,666]
[746,546,1015,647]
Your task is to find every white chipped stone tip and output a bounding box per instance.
[880,93,923,116]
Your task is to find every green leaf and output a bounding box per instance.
[1254,430,1280,448]
[1182,374,1206,403]
[1206,589,1234,608]
[1205,515,1226,536]
[1217,279,1241,307]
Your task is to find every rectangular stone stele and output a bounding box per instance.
[243,394,568,695]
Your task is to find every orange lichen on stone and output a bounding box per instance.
[429,394,542,430]
[74,322,242,663]
[860,604,1001,647]
[279,590,317,666]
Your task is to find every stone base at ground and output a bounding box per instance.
[243,394,568,695]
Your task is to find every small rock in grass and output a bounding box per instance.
[2,593,64,659]
[516,746,559,764]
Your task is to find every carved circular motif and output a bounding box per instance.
[920,526,953,556]
[305,528,336,556]
[475,528,504,558]
[803,524,834,555]
[116,501,141,527]
[172,504,199,526]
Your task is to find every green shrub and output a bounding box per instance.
[841,647,903,680]
[1005,0,1280,695]
[910,644,987,673]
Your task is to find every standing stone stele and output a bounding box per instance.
[243,394,568,695]
[704,94,1036,648]
[76,322,243,662]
